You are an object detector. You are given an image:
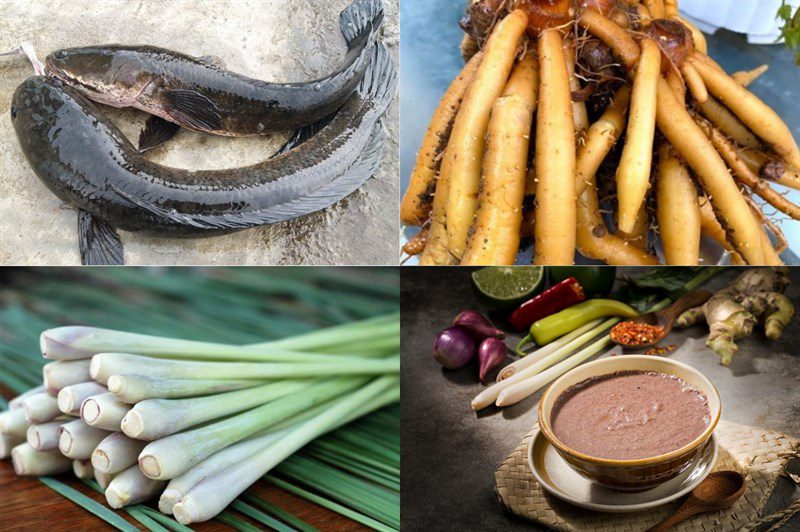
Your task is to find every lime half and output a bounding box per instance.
[471,266,544,311]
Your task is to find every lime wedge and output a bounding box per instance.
[471,267,544,311]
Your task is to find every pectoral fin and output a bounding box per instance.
[138,115,181,152]
[162,89,222,132]
[78,210,124,265]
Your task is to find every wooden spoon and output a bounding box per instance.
[646,470,746,531]
[611,289,713,348]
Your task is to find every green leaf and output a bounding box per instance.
[39,477,139,532]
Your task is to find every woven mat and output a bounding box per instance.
[494,420,800,531]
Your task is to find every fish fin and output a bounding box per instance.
[78,210,124,265]
[138,115,181,152]
[162,89,222,132]
[110,122,384,230]
[357,43,397,116]
[277,115,334,154]
[339,0,383,46]
[198,55,226,69]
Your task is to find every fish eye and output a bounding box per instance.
[10,105,17,119]
[54,50,67,59]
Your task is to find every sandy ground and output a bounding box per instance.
[0,0,399,265]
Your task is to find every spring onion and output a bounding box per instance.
[107,375,257,404]
[22,392,61,424]
[73,459,95,479]
[91,353,398,384]
[0,407,29,438]
[121,380,311,440]
[58,382,107,415]
[58,419,111,459]
[27,420,70,451]
[43,360,91,393]
[139,377,368,480]
[106,464,167,508]
[12,443,72,476]
[92,432,147,474]
[172,376,399,524]
[81,393,131,431]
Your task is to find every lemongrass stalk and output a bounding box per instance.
[0,408,29,438]
[73,459,94,479]
[495,334,613,407]
[41,326,391,362]
[43,360,91,393]
[107,375,257,404]
[27,420,71,451]
[159,429,290,514]
[9,385,46,409]
[472,318,618,410]
[22,392,61,424]
[1,434,25,459]
[90,353,399,385]
[58,382,107,415]
[95,469,116,489]
[58,419,112,459]
[269,318,399,351]
[12,443,72,475]
[159,383,387,514]
[173,377,400,524]
[105,464,167,508]
[498,319,604,380]
[92,432,147,474]
[122,380,312,440]
[81,393,131,431]
[138,377,368,480]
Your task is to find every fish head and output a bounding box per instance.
[11,76,67,133]
[45,46,152,107]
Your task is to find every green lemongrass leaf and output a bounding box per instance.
[266,475,397,532]
[39,477,138,532]
[216,510,262,531]
[241,493,318,532]
[230,500,296,532]
[135,507,193,532]
[124,507,169,532]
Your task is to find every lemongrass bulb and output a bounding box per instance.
[107,374,254,403]
[12,443,72,476]
[58,382,107,415]
[73,459,94,479]
[94,469,116,489]
[92,432,146,474]
[43,360,91,394]
[22,393,60,424]
[9,386,46,409]
[0,408,29,439]
[1,434,25,459]
[58,420,111,459]
[27,420,69,451]
[81,393,130,431]
[105,465,167,508]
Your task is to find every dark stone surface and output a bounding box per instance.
[401,267,800,530]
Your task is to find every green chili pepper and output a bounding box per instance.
[516,299,638,353]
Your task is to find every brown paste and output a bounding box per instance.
[551,371,710,460]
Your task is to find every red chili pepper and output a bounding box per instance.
[508,277,585,331]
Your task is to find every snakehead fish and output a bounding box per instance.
[44,0,383,146]
[11,43,396,264]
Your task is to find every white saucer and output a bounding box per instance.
[526,427,718,513]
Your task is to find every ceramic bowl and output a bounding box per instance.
[537,355,721,491]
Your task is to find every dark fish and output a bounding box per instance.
[44,0,383,139]
[11,43,395,252]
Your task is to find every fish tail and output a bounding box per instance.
[339,0,384,46]
[357,42,397,117]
